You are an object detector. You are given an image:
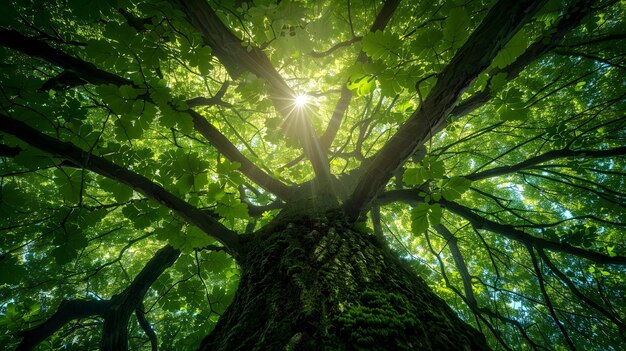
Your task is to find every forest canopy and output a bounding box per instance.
[0,0,625,350]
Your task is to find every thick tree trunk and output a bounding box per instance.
[200,211,489,350]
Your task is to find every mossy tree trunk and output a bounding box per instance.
[199,211,490,350]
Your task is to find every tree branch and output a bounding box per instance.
[538,249,626,340]
[101,245,180,350]
[0,27,131,86]
[527,246,576,350]
[0,143,22,157]
[319,0,401,152]
[0,27,292,200]
[441,199,626,265]
[188,110,293,199]
[17,245,180,351]
[559,33,626,48]
[427,226,524,350]
[309,37,362,58]
[465,146,626,181]
[434,224,477,306]
[376,188,626,265]
[186,81,232,107]
[16,299,110,351]
[344,0,548,218]
[0,114,241,256]
[172,0,332,185]
[451,0,594,118]
[135,304,158,351]
[553,49,626,70]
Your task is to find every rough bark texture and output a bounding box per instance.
[200,210,489,350]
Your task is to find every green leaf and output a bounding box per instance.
[122,202,161,229]
[53,169,83,204]
[498,106,528,121]
[201,251,233,274]
[216,160,241,174]
[440,177,472,201]
[347,75,376,96]
[607,246,616,257]
[489,73,508,93]
[188,46,213,75]
[67,231,89,251]
[193,173,209,190]
[103,21,137,43]
[51,244,78,265]
[176,173,195,193]
[428,204,443,226]
[411,27,443,51]
[216,201,248,220]
[422,156,445,179]
[403,168,423,186]
[0,2,20,27]
[361,30,401,61]
[13,148,55,169]
[97,84,134,115]
[168,225,215,253]
[114,118,143,140]
[443,8,470,48]
[0,257,26,284]
[565,225,597,248]
[492,32,528,68]
[378,74,404,97]
[159,104,192,132]
[411,203,430,234]
[98,178,133,202]
[118,85,142,99]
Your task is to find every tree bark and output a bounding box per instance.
[199,211,489,350]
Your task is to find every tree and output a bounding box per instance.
[0,0,624,349]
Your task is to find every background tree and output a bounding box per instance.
[0,0,624,350]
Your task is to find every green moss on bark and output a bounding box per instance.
[199,211,489,350]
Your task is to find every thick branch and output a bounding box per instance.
[0,114,241,255]
[466,146,626,181]
[0,28,291,200]
[16,246,179,351]
[188,110,293,199]
[320,85,353,151]
[101,245,180,351]
[136,305,158,351]
[0,27,131,86]
[345,0,548,218]
[441,199,626,265]
[16,299,110,351]
[434,224,477,306]
[559,33,626,48]
[39,70,88,92]
[451,0,594,117]
[173,0,332,184]
[376,188,626,264]
[375,188,425,207]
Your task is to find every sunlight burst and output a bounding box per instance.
[295,94,308,107]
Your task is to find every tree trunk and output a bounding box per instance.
[200,210,490,350]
